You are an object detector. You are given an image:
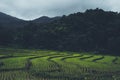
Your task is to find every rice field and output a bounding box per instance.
[0,48,120,80]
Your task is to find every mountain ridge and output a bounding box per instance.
[0,8,120,55]
[0,12,61,29]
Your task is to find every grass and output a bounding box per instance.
[0,56,34,70]
[96,56,116,64]
[0,48,120,80]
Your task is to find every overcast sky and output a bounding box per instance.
[0,0,120,20]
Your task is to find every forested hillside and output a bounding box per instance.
[1,8,120,55]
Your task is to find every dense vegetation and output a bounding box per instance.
[1,8,120,55]
[0,48,120,80]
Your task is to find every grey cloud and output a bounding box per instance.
[0,0,120,20]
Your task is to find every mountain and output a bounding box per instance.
[0,12,60,29]
[33,16,61,24]
[1,8,120,55]
[0,12,27,29]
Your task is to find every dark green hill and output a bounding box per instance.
[33,16,61,24]
[1,8,120,55]
[0,12,27,29]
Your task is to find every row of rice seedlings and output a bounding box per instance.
[0,56,34,70]
[65,55,120,71]
[96,56,116,64]
[0,70,119,80]
[61,54,83,61]
[9,50,50,56]
[50,56,85,79]
[79,55,93,60]
[83,55,103,62]
[0,69,119,80]
[84,74,115,80]
[31,55,71,79]
[30,55,62,76]
[0,71,49,80]
[32,50,57,55]
[62,54,91,61]
[0,71,29,80]
[61,56,95,73]
[31,54,82,79]
[0,70,58,80]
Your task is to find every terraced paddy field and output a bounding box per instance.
[0,48,120,80]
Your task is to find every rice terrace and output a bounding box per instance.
[0,48,119,80]
[1,0,120,80]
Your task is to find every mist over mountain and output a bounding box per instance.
[0,8,120,55]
